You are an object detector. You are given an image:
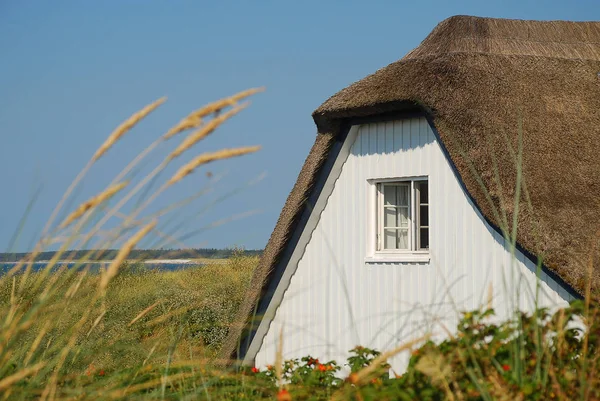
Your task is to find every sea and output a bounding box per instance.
[0,261,199,274]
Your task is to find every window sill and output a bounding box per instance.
[365,253,430,264]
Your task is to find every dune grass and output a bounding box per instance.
[0,89,267,400]
[0,256,256,373]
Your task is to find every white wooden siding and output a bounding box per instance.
[255,117,574,371]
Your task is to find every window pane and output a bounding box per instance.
[383,185,396,206]
[384,207,409,228]
[398,207,409,227]
[384,207,396,227]
[383,229,409,250]
[398,229,408,249]
[418,181,428,203]
[397,185,409,206]
[419,205,429,226]
[384,229,397,249]
[420,228,429,249]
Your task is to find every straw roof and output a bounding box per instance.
[221,15,600,362]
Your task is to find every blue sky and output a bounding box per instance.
[1,1,598,252]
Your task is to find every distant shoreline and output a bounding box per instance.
[1,259,199,265]
[0,249,261,265]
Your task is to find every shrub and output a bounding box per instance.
[242,301,598,401]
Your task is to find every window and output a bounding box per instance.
[376,179,429,252]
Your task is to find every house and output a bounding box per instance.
[221,15,600,371]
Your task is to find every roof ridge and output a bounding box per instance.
[404,16,600,62]
[403,50,600,63]
[445,36,600,45]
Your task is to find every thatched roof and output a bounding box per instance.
[221,15,600,362]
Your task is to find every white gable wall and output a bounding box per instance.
[254,117,574,371]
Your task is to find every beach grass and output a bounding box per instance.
[0,255,257,373]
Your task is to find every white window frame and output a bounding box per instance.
[366,176,430,263]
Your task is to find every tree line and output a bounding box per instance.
[0,248,262,262]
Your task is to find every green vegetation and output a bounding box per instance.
[244,302,600,401]
[0,254,257,397]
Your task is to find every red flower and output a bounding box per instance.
[277,388,292,401]
[98,369,105,376]
[317,364,327,372]
[307,357,320,366]
[251,367,259,373]
[502,364,510,372]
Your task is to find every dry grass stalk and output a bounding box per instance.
[4,277,18,327]
[435,319,456,341]
[144,306,189,328]
[107,372,195,399]
[0,310,27,353]
[40,97,164,245]
[487,370,520,401]
[86,110,254,238]
[99,220,156,291]
[167,146,260,187]
[164,87,263,139]
[86,310,107,337]
[42,300,98,401]
[59,182,128,229]
[64,269,90,300]
[0,362,46,392]
[351,335,429,386]
[275,325,284,389]
[331,337,429,401]
[168,103,249,159]
[415,352,454,401]
[142,343,159,367]
[555,308,566,359]
[129,300,161,327]
[62,91,259,252]
[92,97,166,161]
[0,91,263,397]
[24,320,51,366]
[164,116,203,141]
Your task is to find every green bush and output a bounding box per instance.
[242,301,597,401]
